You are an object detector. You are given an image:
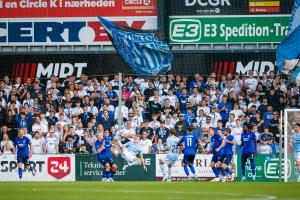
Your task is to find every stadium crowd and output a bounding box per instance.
[0,70,298,155]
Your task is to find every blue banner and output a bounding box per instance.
[276,0,300,85]
[98,17,173,75]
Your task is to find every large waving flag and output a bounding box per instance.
[288,0,300,35]
[276,0,300,85]
[98,17,173,75]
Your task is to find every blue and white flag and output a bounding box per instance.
[288,0,300,35]
[98,17,173,75]
[276,0,300,85]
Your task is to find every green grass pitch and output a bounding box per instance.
[0,182,299,200]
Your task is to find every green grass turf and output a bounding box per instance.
[0,182,299,200]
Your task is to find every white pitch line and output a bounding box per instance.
[0,187,277,200]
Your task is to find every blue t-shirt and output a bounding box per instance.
[211,133,224,155]
[241,131,256,154]
[14,136,31,156]
[223,135,234,155]
[178,134,199,155]
[292,133,300,152]
[95,139,111,159]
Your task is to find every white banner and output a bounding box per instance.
[0,17,157,45]
[0,154,75,181]
[155,154,237,181]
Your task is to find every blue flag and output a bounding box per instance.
[98,17,173,75]
[288,0,300,35]
[276,0,300,85]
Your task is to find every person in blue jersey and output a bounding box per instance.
[240,124,257,182]
[177,126,202,181]
[208,127,225,182]
[290,123,300,182]
[95,130,118,182]
[13,128,36,180]
[220,128,236,182]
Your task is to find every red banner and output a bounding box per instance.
[0,0,157,18]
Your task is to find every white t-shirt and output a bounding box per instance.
[31,138,45,154]
[165,95,178,108]
[46,137,58,154]
[258,145,272,154]
[0,140,13,150]
[166,136,180,154]
[188,94,202,105]
[197,106,210,116]
[32,123,41,132]
[225,121,237,130]
[40,119,49,133]
[140,139,152,154]
[245,78,258,91]
[232,127,243,145]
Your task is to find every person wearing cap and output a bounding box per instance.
[156,121,169,144]
[54,92,66,109]
[175,113,189,133]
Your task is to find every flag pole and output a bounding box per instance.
[118,73,122,129]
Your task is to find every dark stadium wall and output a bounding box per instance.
[0,51,276,82]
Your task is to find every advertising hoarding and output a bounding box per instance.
[0,154,75,181]
[75,154,155,181]
[155,154,237,181]
[0,0,157,45]
[169,15,289,44]
[168,0,293,15]
[0,52,277,81]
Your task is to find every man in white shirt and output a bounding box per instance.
[140,131,152,154]
[230,103,244,120]
[31,131,45,154]
[197,100,210,116]
[225,114,237,131]
[165,89,178,109]
[39,113,48,129]
[209,106,222,127]
[44,130,58,154]
[188,88,202,106]
[258,141,272,155]
[245,70,258,92]
[114,100,129,120]
[32,116,41,133]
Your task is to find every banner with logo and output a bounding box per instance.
[168,0,294,15]
[0,52,276,82]
[75,154,155,181]
[169,15,289,44]
[155,154,237,181]
[236,154,295,182]
[0,0,157,45]
[0,154,75,181]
